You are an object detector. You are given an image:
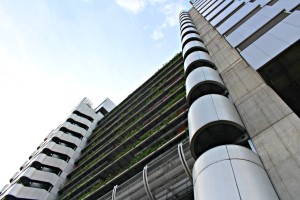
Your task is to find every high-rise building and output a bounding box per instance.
[0,98,117,200]
[181,0,300,199]
[1,0,300,199]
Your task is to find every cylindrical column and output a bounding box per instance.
[193,145,279,200]
[185,67,226,106]
[182,40,207,59]
[179,9,278,200]
[184,51,215,76]
[181,23,196,32]
[181,27,199,40]
[182,33,203,48]
[188,94,246,158]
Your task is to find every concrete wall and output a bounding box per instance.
[189,8,300,200]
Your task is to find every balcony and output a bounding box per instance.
[182,33,202,49]
[83,74,184,160]
[180,19,193,27]
[16,167,62,193]
[32,154,73,175]
[59,122,88,138]
[181,27,199,40]
[181,23,196,32]
[0,183,55,200]
[68,113,92,129]
[89,62,183,144]
[180,16,191,22]
[93,54,183,134]
[188,94,246,158]
[76,86,186,171]
[74,102,97,120]
[184,51,215,77]
[193,145,279,200]
[185,67,226,106]
[182,40,207,59]
[98,142,194,200]
[61,101,188,196]
[75,135,190,200]
[54,131,85,150]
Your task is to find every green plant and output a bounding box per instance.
[60,109,182,199]
[77,84,185,174]
[76,129,181,200]
[88,66,183,146]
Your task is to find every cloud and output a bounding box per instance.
[155,43,162,48]
[151,28,164,40]
[115,0,147,14]
[143,25,149,30]
[161,2,185,27]
[148,0,166,4]
[0,5,13,31]
[149,1,185,41]
[115,0,186,27]
[115,0,168,14]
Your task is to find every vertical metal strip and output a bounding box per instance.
[248,139,257,154]
[143,165,155,200]
[178,143,193,182]
[111,185,117,200]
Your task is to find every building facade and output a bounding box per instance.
[0,98,116,199]
[182,0,300,199]
[1,0,300,199]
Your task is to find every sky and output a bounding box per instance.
[0,0,191,189]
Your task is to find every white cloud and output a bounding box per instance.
[115,0,186,30]
[0,5,13,31]
[116,0,147,14]
[151,28,164,40]
[161,2,185,27]
[155,43,162,48]
[115,0,168,14]
[148,0,166,4]
[143,25,149,30]
[149,1,186,41]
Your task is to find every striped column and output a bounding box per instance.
[179,10,278,200]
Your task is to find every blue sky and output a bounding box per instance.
[0,0,190,188]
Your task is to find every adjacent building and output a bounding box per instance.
[0,98,116,199]
[1,0,300,199]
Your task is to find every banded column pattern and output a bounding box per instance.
[179,10,279,200]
